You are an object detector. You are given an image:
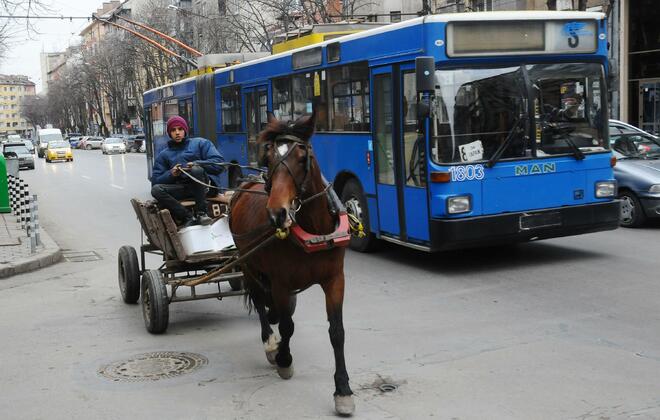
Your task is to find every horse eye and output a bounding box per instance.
[264,143,273,151]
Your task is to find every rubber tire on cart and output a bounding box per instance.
[141,270,169,334]
[118,245,140,304]
[340,179,378,252]
[619,190,646,228]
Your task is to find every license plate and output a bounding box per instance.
[519,212,562,230]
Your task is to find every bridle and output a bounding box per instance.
[263,133,312,200]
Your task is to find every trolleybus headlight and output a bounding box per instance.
[649,184,660,194]
[447,195,471,214]
[595,181,616,198]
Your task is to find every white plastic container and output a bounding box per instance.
[178,217,235,256]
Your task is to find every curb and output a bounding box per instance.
[0,228,62,279]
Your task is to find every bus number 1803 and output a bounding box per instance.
[448,164,485,182]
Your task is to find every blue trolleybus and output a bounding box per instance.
[143,11,620,252]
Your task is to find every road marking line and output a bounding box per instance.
[111,184,124,190]
[82,175,91,180]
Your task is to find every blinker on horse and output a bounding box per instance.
[229,112,355,416]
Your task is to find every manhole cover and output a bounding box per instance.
[62,250,102,262]
[98,351,207,382]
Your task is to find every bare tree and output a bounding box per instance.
[20,94,49,129]
[0,0,51,61]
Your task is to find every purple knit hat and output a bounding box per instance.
[166,116,188,137]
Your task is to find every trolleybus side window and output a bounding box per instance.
[327,63,370,132]
[292,71,329,131]
[221,86,242,132]
[273,77,292,122]
[178,98,194,136]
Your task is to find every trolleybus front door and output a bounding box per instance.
[372,65,430,244]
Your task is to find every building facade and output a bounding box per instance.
[0,75,36,137]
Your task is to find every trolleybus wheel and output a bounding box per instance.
[341,179,378,252]
[141,270,169,334]
[118,245,140,304]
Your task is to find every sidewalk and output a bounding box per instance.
[0,212,61,278]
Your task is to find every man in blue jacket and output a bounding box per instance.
[151,115,224,227]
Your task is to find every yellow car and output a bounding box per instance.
[45,141,73,163]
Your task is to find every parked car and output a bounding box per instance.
[65,132,82,141]
[23,139,35,154]
[609,121,660,227]
[81,136,104,150]
[68,137,81,149]
[125,134,145,152]
[2,142,35,170]
[101,137,127,154]
[45,140,73,163]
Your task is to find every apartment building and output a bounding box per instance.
[0,75,36,137]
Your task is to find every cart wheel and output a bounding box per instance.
[118,245,140,304]
[141,270,169,334]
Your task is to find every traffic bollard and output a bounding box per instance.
[29,196,36,253]
[22,182,30,231]
[17,179,24,223]
[32,194,41,246]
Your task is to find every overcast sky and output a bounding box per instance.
[0,0,106,93]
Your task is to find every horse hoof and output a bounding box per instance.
[264,334,280,365]
[276,364,294,380]
[334,395,355,416]
[266,349,278,365]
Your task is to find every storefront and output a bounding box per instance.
[625,0,660,134]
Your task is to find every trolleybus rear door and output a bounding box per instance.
[372,65,430,244]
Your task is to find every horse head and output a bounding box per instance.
[258,111,316,229]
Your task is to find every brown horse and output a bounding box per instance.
[229,112,354,415]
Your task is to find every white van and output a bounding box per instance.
[36,128,64,158]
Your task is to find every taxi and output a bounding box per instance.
[45,140,73,163]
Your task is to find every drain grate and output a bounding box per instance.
[379,383,398,392]
[62,250,102,262]
[98,351,208,382]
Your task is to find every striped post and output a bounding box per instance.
[8,175,16,214]
[32,194,41,246]
[21,182,30,231]
[29,195,36,253]
[17,179,24,224]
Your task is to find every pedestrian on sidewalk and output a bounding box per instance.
[151,115,224,228]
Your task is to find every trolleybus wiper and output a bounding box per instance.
[562,134,585,160]
[486,115,524,168]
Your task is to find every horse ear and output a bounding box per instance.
[293,111,316,141]
[267,111,278,125]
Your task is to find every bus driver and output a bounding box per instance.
[151,115,224,228]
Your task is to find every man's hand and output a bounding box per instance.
[171,164,182,177]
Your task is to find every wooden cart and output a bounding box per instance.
[117,198,244,334]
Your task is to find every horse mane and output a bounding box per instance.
[258,113,316,145]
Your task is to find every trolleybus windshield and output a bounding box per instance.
[432,62,607,164]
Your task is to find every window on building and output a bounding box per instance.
[10,96,15,100]
[470,0,493,11]
[327,62,370,131]
[220,86,241,132]
[390,11,402,23]
[9,87,14,92]
[12,122,17,127]
[6,123,9,127]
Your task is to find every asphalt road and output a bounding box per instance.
[1,149,659,419]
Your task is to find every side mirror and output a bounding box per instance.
[415,56,435,93]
